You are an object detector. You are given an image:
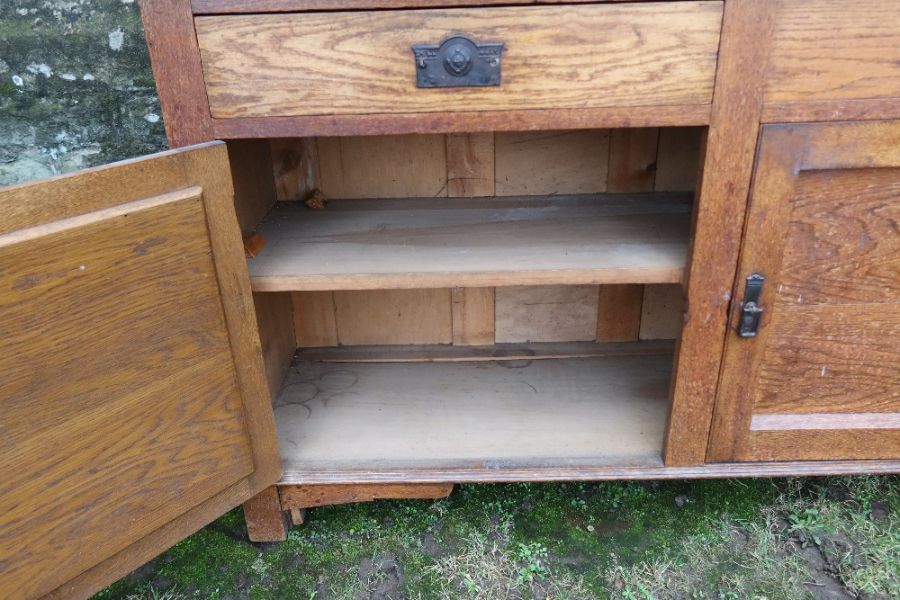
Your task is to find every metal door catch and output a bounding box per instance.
[738,273,766,338]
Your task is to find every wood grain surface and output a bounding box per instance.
[275,353,673,471]
[662,0,776,467]
[0,144,280,598]
[451,287,496,346]
[196,2,722,118]
[334,289,453,345]
[709,121,900,463]
[248,195,691,291]
[209,104,712,139]
[192,0,653,13]
[141,0,213,146]
[495,285,599,343]
[764,0,900,106]
[279,483,454,510]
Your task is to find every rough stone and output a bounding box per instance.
[0,0,167,186]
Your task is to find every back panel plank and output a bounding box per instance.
[334,289,452,345]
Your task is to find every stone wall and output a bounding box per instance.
[0,0,167,185]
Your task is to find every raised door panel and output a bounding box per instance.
[709,121,900,462]
[0,144,280,599]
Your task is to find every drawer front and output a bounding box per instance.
[195,2,723,119]
[765,0,900,105]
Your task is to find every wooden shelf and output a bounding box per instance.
[248,193,692,291]
[274,342,673,474]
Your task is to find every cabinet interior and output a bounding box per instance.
[232,127,707,480]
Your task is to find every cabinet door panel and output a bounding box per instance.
[0,143,280,599]
[709,121,900,462]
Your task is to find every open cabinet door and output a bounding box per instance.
[709,121,900,462]
[0,143,281,599]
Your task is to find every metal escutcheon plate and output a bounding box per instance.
[412,35,504,88]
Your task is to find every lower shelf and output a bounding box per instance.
[274,342,673,477]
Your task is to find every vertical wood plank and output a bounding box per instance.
[451,287,496,346]
[596,285,644,342]
[140,0,213,147]
[335,289,452,345]
[270,138,320,202]
[446,133,495,197]
[664,0,777,466]
[607,128,660,193]
[495,130,610,195]
[605,128,660,341]
[243,486,288,543]
[639,285,684,341]
[317,135,447,198]
[655,127,705,192]
[253,292,296,399]
[293,291,338,348]
[228,140,277,232]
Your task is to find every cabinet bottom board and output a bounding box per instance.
[274,352,673,473]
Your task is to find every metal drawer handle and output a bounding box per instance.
[412,35,504,88]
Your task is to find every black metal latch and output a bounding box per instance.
[738,274,766,338]
[412,35,504,88]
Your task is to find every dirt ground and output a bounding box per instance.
[95,476,898,600]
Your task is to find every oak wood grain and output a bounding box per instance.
[192,0,650,14]
[709,121,900,463]
[140,0,213,146]
[662,0,776,467]
[279,483,454,511]
[0,143,279,598]
[764,0,900,106]
[196,3,722,118]
[209,104,712,139]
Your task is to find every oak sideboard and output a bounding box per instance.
[2,1,899,598]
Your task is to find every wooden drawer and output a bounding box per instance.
[195,1,723,119]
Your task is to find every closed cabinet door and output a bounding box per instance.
[709,121,900,462]
[0,143,281,599]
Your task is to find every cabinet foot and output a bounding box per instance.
[243,486,289,542]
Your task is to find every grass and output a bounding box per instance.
[95,476,898,600]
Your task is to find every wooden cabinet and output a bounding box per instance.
[710,120,900,462]
[2,1,899,597]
